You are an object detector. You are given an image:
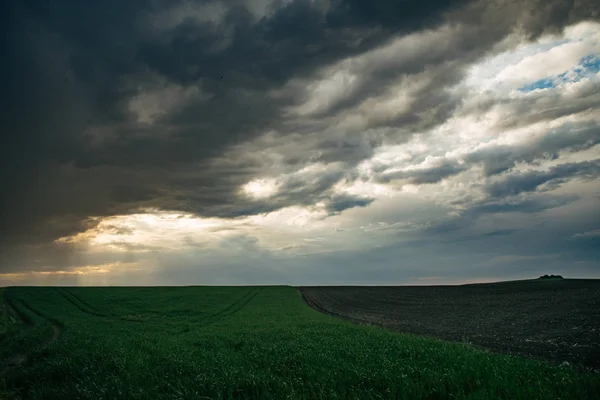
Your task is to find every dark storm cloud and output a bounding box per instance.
[479,229,522,238]
[1,0,473,264]
[138,0,471,89]
[311,134,385,165]
[326,195,374,213]
[2,0,600,273]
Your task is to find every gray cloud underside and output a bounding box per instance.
[485,159,600,198]
[1,0,600,272]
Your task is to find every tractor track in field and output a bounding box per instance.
[4,298,33,326]
[0,298,62,373]
[198,288,260,327]
[0,286,261,371]
[57,287,259,327]
[61,288,106,315]
[56,288,147,323]
[56,288,111,319]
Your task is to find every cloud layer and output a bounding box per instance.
[1,0,599,284]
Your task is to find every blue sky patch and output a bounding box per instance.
[518,54,600,93]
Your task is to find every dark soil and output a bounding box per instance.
[300,279,600,371]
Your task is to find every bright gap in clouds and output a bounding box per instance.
[466,22,600,94]
[55,206,339,257]
[242,178,279,199]
[518,55,600,93]
[56,209,234,251]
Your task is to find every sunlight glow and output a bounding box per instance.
[53,206,339,258]
[242,178,279,199]
[0,262,138,279]
[333,180,393,198]
[55,209,233,251]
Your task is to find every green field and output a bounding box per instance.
[1,286,599,399]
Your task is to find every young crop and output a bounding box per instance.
[1,286,599,399]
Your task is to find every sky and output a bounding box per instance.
[1,0,599,286]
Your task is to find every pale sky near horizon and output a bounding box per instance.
[1,0,599,286]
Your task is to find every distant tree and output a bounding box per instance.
[538,274,564,280]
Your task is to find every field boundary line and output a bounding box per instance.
[298,288,381,328]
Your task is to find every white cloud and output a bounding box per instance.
[466,21,600,94]
[495,41,595,87]
[237,20,600,231]
[573,229,600,238]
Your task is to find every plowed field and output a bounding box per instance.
[300,279,600,370]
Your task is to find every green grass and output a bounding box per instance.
[1,286,599,399]
[0,290,54,361]
[0,288,5,334]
